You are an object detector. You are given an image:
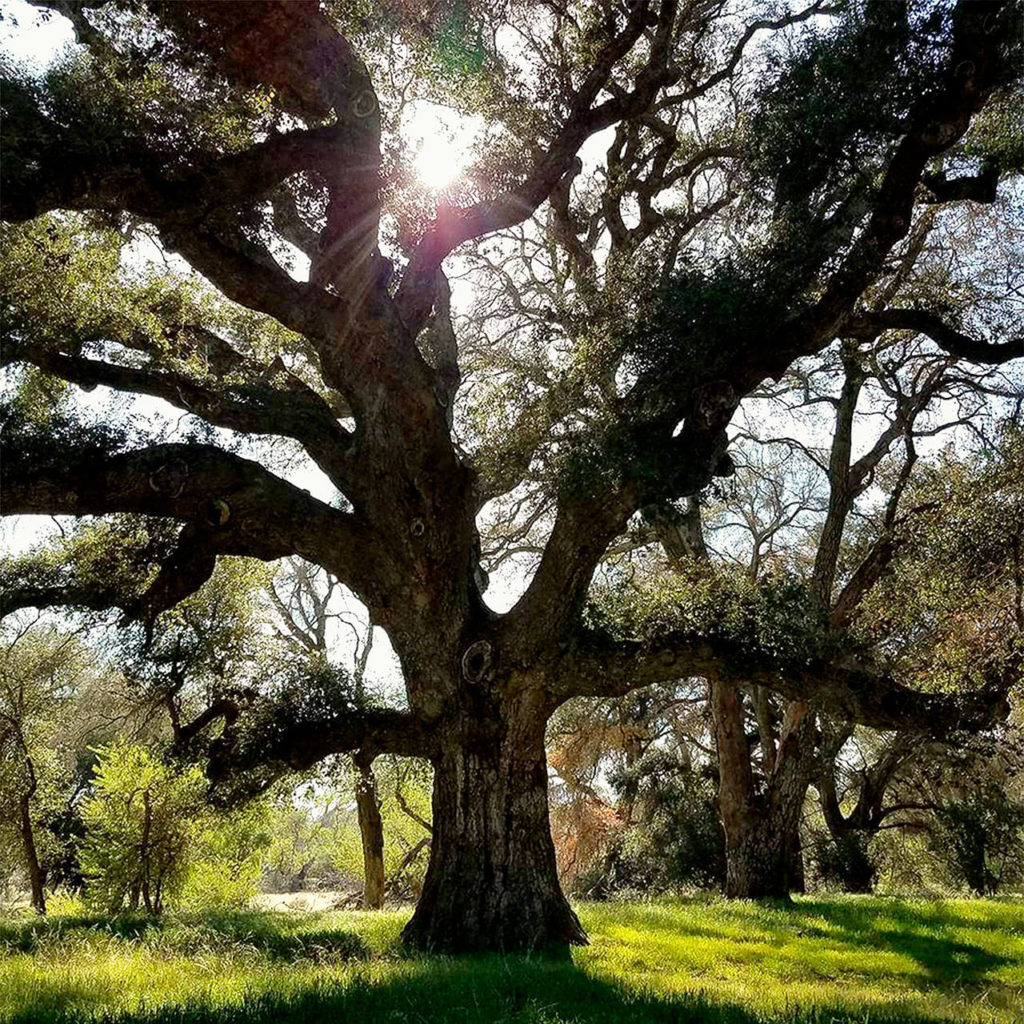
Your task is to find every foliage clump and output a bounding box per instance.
[80,741,270,915]
[587,562,831,674]
[929,784,1024,896]
[582,754,725,897]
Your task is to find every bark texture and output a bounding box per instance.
[402,695,586,952]
[712,681,815,899]
[19,784,46,915]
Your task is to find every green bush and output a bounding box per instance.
[809,830,878,893]
[583,755,725,896]
[81,742,270,914]
[181,802,272,911]
[930,785,1024,895]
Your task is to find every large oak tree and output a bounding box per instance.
[2,0,1022,951]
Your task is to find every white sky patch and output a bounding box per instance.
[0,0,75,67]
[403,100,480,191]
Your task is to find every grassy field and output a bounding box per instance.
[1,896,1021,1023]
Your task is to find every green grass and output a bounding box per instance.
[1,896,1021,1023]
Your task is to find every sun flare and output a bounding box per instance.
[416,134,461,189]
[405,101,475,191]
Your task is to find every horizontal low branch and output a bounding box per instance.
[1,440,380,608]
[205,706,435,798]
[553,630,1013,735]
[3,340,356,493]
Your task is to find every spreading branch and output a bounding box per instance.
[553,630,1014,736]
[848,309,1023,366]
[1,441,380,609]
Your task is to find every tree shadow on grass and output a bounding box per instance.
[0,913,166,953]
[706,897,1015,989]
[802,899,1010,980]
[5,953,967,1024]
[0,911,368,962]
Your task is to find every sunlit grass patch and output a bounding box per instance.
[1,896,1022,1022]
[575,895,1024,1022]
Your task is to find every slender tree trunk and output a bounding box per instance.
[354,755,385,910]
[140,790,154,914]
[18,786,46,915]
[401,693,586,953]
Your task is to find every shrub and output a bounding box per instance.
[581,754,726,896]
[930,785,1024,895]
[81,742,206,914]
[809,830,878,893]
[181,802,272,911]
[81,742,270,914]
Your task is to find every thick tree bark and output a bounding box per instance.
[354,755,385,910]
[724,821,801,900]
[712,680,814,899]
[401,693,586,953]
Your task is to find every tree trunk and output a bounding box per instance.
[401,696,586,953]
[724,821,798,899]
[18,788,46,915]
[787,828,806,894]
[140,790,154,914]
[712,680,813,900]
[354,755,386,910]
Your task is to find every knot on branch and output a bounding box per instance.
[149,459,189,498]
[203,499,231,527]
[461,640,493,684]
[410,518,426,538]
[351,90,378,119]
[693,380,737,429]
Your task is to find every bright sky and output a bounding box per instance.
[0,0,72,64]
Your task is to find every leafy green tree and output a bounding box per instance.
[0,625,110,913]
[602,752,725,894]
[931,785,1024,895]
[81,740,271,914]
[81,741,207,915]
[182,799,271,911]
[2,0,1021,951]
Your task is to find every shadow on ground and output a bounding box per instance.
[3,898,1021,1023]
[5,954,959,1024]
[698,896,1013,989]
[0,910,369,962]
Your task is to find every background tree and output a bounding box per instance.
[547,680,720,895]
[2,0,1022,951]
[930,780,1024,895]
[0,624,116,913]
[80,740,272,914]
[268,558,390,909]
[80,741,205,915]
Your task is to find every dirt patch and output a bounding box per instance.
[252,891,354,913]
